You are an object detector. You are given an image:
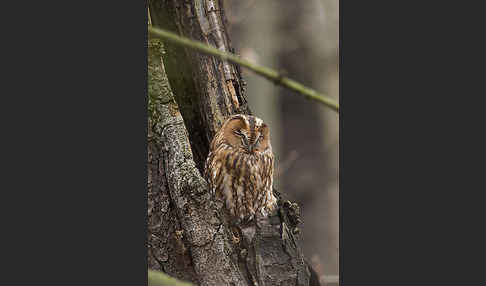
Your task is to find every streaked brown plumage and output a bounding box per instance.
[204,114,277,223]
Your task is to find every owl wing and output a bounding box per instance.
[261,152,277,214]
[204,145,229,196]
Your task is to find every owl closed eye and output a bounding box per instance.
[204,114,277,223]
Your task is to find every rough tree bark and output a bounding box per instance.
[148,1,320,285]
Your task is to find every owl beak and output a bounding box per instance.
[248,142,258,153]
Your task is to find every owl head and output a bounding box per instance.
[216,114,271,154]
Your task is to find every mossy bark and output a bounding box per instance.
[147,1,318,285]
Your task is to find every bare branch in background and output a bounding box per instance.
[276,150,300,178]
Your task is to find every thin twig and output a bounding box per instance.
[148,26,339,113]
[276,150,299,178]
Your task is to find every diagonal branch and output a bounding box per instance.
[148,26,339,113]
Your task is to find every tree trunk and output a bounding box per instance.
[148,1,318,285]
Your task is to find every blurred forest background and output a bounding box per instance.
[225,0,339,278]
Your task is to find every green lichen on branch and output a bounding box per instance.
[148,38,176,137]
[148,269,195,286]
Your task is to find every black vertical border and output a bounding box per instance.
[339,0,483,285]
[4,0,149,285]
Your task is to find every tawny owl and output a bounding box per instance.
[204,114,277,223]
